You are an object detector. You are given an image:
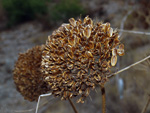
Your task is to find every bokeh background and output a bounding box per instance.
[0,0,150,113]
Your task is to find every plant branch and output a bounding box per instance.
[13,95,55,113]
[68,98,78,113]
[100,85,106,113]
[108,55,150,78]
[119,10,133,37]
[118,29,150,36]
[141,94,150,113]
[35,93,52,113]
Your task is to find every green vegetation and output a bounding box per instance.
[49,0,86,23]
[2,0,48,27]
[1,0,86,27]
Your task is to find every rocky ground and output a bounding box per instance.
[0,22,50,113]
[1,0,150,113]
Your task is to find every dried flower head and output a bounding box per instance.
[13,45,50,101]
[41,16,125,103]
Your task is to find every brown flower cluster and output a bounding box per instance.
[13,45,50,101]
[41,16,124,103]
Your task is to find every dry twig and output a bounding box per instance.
[68,98,78,113]
[100,85,106,113]
[119,10,133,37]
[108,55,150,78]
[13,93,55,113]
[141,94,150,113]
[118,29,150,36]
[35,93,52,113]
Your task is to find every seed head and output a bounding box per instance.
[41,16,125,103]
[13,45,50,101]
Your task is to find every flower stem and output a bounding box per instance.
[108,55,150,78]
[141,94,150,113]
[68,98,78,113]
[100,85,106,113]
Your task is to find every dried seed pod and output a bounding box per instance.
[69,18,76,27]
[79,89,82,94]
[89,41,94,49]
[83,15,93,27]
[85,88,90,96]
[41,16,124,103]
[102,23,110,33]
[96,42,102,49]
[13,45,50,101]
[63,23,70,31]
[67,63,74,70]
[83,25,92,39]
[77,97,84,103]
[117,44,125,56]
[85,51,93,58]
[112,48,117,56]
[107,27,113,37]
[111,55,117,66]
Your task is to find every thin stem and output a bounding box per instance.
[108,55,150,78]
[35,93,52,113]
[100,85,106,113]
[68,98,78,113]
[141,95,150,113]
[119,10,133,37]
[118,29,150,36]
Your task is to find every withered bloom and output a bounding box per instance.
[13,45,50,101]
[41,16,124,103]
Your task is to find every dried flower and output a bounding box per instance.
[13,45,50,101]
[41,16,124,103]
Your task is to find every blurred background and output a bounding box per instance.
[0,0,150,113]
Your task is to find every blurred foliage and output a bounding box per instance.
[49,0,86,23]
[1,0,86,28]
[2,0,48,27]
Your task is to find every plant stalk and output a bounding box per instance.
[100,85,106,113]
[68,98,78,113]
[141,95,150,113]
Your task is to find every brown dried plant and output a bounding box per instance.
[12,15,150,113]
[13,16,125,113]
[41,16,124,106]
[13,45,50,102]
